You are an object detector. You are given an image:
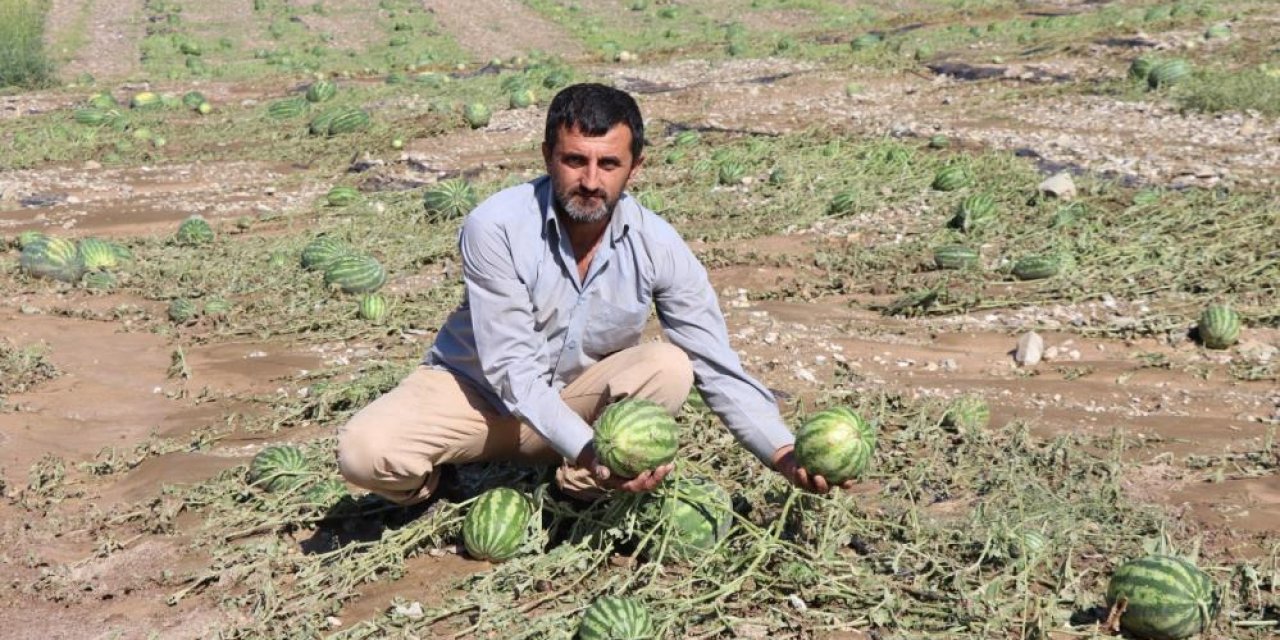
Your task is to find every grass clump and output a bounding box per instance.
[0,338,59,404]
[0,0,55,90]
[1174,66,1280,117]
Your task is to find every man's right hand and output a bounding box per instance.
[574,444,673,493]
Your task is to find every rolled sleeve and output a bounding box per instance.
[460,216,594,461]
[652,240,795,465]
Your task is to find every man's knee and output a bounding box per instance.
[335,424,377,487]
[645,341,693,388]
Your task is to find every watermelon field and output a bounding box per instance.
[2,0,1279,637]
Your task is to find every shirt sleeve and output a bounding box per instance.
[652,238,795,466]
[459,215,594,461]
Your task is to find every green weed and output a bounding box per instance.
[0,0,55,89]
[1175,66,1280,116]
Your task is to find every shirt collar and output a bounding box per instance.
[536,175,634,247]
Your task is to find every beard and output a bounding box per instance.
[552,181,619,224]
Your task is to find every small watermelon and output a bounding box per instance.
[77,237,120,270]
[794,406,875,484]
[927,134,950,149]
[358,292,388,322]
[267,97,308,119]
[950,193,996,232]
[248,445,312,493]
[308,107,344,135]
[326,186,361,207]
[326,107,370,135]
[1106,555,1219,640]
[301,236,351,271]
[1011,254,1060,281]
[168,298,198,324]
[130,91,161,109]
[592,399,678,478]
[423,179,477,221]
[933,245,980,270]
[87,92,118,109]
[941,395,990,431]
[181,90,206,109]
[932,165,971,191]
[672,130,700,148]
[20,236,84,283]
[83,270,117,291]
[176,215,215,246]
[827,190,858,215]
[1147,59,1190,89]
[1129,56,1157,81]
[578,596,655,640]
[323,254,387,294]
[509,89,536,109]
[1198,304,1240,350]
[203,297,232,319]
[850,33,882,51]
[462,487,532,562]
[638,475,733,562]
[305,79,337,103]
[302,477,350,508]
[463,102,491,129]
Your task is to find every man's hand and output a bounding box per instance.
[772,445,855,495]
[575,444,673,493]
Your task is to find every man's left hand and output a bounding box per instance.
[772,445,855,495]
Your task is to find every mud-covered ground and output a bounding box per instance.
[2,0,1278,637]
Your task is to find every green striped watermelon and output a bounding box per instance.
[358,293,388,322]
[932,165,971,191]
[827,190,858,215]
[176,215,215,246]
[423,179,477,221]
[927,134,950,149]
[326,107,370,135]
[306,79,337,103]
[941,395,990,431]
[1129,56,1157,81]
[794,406,875,484]
[203,297,232,319]
[578,596,655,640]
[87,92,118,109]
[20,236,84,283]
[463,102,491,129]
[182,91,206,109]
[509,89,536,109]
[1147,59,1190,89]
[168,298,198,324]
[248,445,312,493]
[672,130,700,148]
[933,245,979,270]
[130,91,161,109]
[301,236,352,271]
[1011,254,1060,280]
[951,193,996,232]
[309,107,344,135]
[639,475,732,562]
[326,186,361,207]
[593,398,678,478]
[850,33,882,51]
[77,237,120,270]
[16,230,48,249]
[1198,304,1240,350]
[324,254,387,294]
[302,477,350,508]
[268,97,308,119]
[1106,555,1219,640]
[83,270,117,291]
[717,161,746,186]
[74,108,124,127]
[463,487,531,562]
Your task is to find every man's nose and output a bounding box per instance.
[580,162,602,191]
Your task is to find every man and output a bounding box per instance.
[337,83,847,504]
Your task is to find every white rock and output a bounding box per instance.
[1043,346,1060,361]
[1015,331,1044,367]
[327,617,343,628]
[1038,172,1077,200]
[392,601,424,619]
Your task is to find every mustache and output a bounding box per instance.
[573,189,606,199]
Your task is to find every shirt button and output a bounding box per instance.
[567,341,578,349]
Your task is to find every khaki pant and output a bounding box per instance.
[336,342,694,505]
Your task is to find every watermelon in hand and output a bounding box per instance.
[1106,555,1219,640]
[793,407,875,484]
[592,398,678,478]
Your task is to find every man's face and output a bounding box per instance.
[543,123,643,224]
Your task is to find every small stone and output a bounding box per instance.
[941,358,958,372]
[83,160,102,170]
[1069,349,1081,361]
[787,594,808,611]
[327,617,343,628]
[1015,331,1044,367]
[392,601,424,619]
[763,332,779,345]
[1038,172,1077,200]
[1043,346,1060,361]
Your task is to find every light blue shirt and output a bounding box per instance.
[426,175,794,466]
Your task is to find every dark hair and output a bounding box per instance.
[544,83,645,161]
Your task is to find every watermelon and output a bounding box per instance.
[1129,56,1157,81]
[87,92,118,109]
[323,254,387,294]
[542,69,572,89]
[77,237,120,270]
[932,165,971,191]
[941,395,990,431]
[767,167,787,186]
[181,91,206,109]
[509,89,536,109]
[14,230,47,249]
[326,186,361,207]
[463,102,491,129]
[178,41,202,56]
[176,215,215,246]
[1106,555,1219,640]
[1198,304,1240,350]
[578,596,655,640]
[927,134,950,149]
[672,130,700,148]
[306,79,336,103]
[462,487,532,562]
[1147,59,1190,89]
[73,108,123,127]
[592,399,678,478]
[302,477,349,508]
[168,298,198,324]
[950,193,996,232]
[850,33,882,51]
[933,245,979,270]
[308,107,344,135]
[1008,529,1049,561]
[638,475,732,562]
[827,190,858,215]
[203,297,232,319]
[301,236,351,271]
[1204,23,1231,40]
[717,161,746,186]
[20,236,84,283]
[267,97,308,119]
[1011,254,1060,281]
[130,91,161,109]
[326,107,370,135]
[793,406,875,484]
[248,445,312,493]
[358,293,388,322]
[423,179,477,221]
[82,269,116,290]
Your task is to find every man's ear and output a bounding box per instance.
[541,140,552,166]
[627,152,645,182]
